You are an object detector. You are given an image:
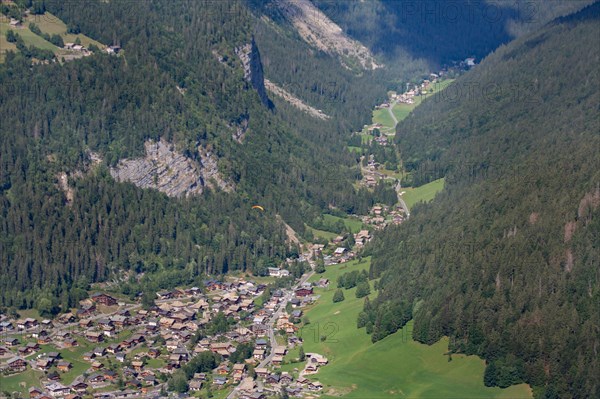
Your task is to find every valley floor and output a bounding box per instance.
[294,258,533,399]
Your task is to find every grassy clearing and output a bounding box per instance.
[24,12,104,48]
[0,12,105,62]
[400,178,445,209]
[0,22,58,50]
[299,257,532,399]
[306,225,338,241]
[322,214,364,234]
[372,108,396,132]
[0,369,45,395]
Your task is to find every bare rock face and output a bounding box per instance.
[276,0,382,71]
[110,139,233,198]
[264,79,330,120]
[236,38,273,109]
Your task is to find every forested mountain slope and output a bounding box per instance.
[365,3,600,398]
[0,0,384,312]
[313,0,596,66]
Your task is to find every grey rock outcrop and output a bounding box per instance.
[110,139,233,198]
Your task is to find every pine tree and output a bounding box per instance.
[333,289,345,303]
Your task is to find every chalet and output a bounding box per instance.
[308,381,323,391]
[316,278,329,288]
[216,364,229,375]
[17,318,38,330]
[90,293,117,306]
[9,19,22,28]
[156,290,174,300]
[131,334,145,344]
[334,247,347,257]
[131,360,144,371]
[266,373,280,384]
[64,338,78,348]
[66,394,83,399]
[0,321,13,331]
[71,382,88,393]
[91,360,103,370]
[103,370,117,381]
[46,382,70,397]
[77,304,96,318]
[100,328,116,340]
[238,377,255,392]
[210,342,234,354]
[57,360,72,372]
[82,352,95,361]
[213,376,227,386]
[189,380,203,391]
[28,387,43,397]
[79,319,94,328]
[106,343,120,354]
[268,267,290,278]
[255,367,269,378]
[105,45,121,55]
[4,337,19,346]
[252,323,269,336]
[41,319,53,328]
[280,372,293,384]
[26,342,40,352]
[148,348,160,358]
[253,349,265,360]
[310,353,329,365]
[271,355,284,365]
[116,353,126,363]
[85,331,103,343]
[93,347,106,357]
[58,313,76,324]
[0,346,7,355]
[36,358,52,371]
[37,331,51,345]
[110,315,128,327]
[273,346,287,356]
[88,373,105,384]
[294,287,313,297]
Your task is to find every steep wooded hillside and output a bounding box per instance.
[365,3,600,398]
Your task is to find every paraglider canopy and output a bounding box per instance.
[252,205,265,211]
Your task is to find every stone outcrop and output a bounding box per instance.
[110,139,233,198]
[276,0,382,71]
[236,38,273,109]
[264,79,330,120]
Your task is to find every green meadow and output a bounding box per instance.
[322,214,365,234]
[298,258,532,399]
[401,178,445,209]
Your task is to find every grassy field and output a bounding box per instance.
[299,258,532,399]
[372,108,396,134]
[24,12,104,48]
[400,178,445,209]
[0,22,58,50]
[0,368,45,395]
[0,12,104,62]
[322,214,365,234]
[306,225,338,241]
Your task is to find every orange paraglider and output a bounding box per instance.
[252,205,265,211]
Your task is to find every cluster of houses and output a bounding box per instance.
[360,205,406,229]
[0,268,337,398]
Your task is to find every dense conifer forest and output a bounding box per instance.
[364,3,600,397]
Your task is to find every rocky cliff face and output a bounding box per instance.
[110,139,233,198]
[276,0,382,71]
[264,79,329,120]
[236,38,273,109]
